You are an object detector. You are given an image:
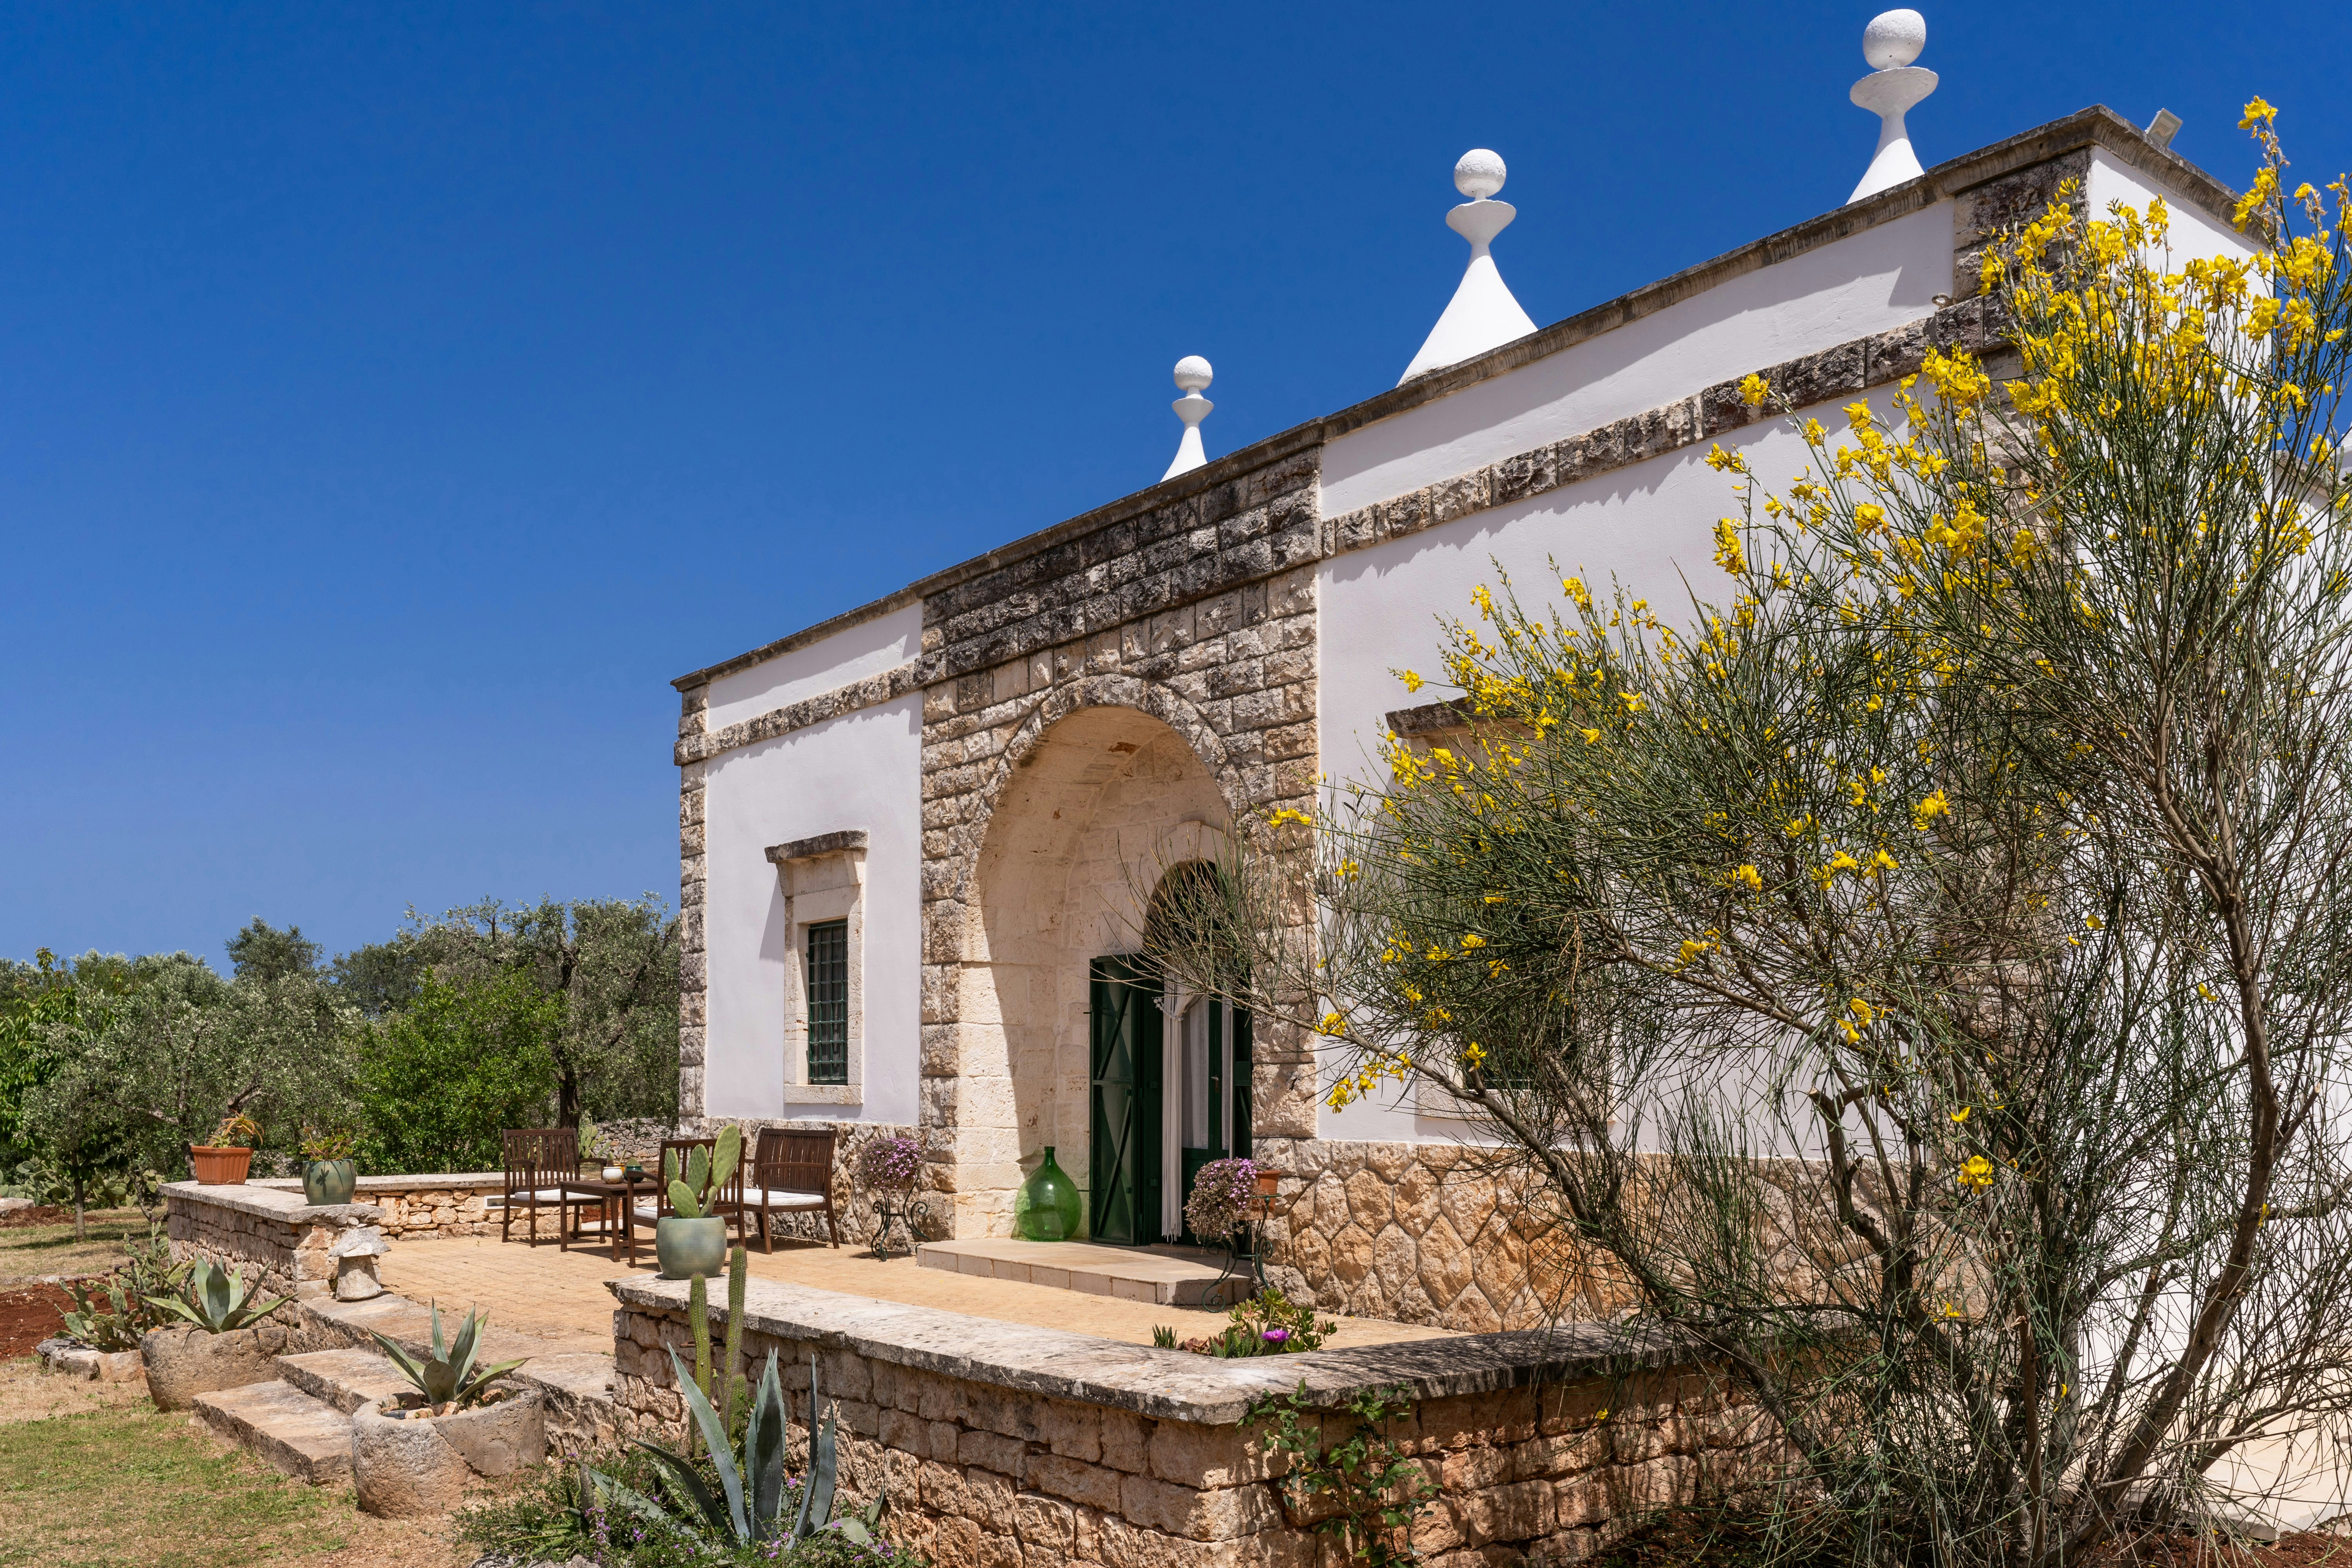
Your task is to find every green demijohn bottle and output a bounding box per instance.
[1014,1147,1082,1241]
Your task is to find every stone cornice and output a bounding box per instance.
[675,660,921,766]
[670,107,2224,699]
[764,829,869,863]
[1322,293,2009,561]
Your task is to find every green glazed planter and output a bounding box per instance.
[1013,1147,1082,1241]
[303,1159,358,1206]
[655,1216,728,1279]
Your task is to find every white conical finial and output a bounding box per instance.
[1161,356,1215,481]
[1847,11,1937,205]
[1398,149,1540,385]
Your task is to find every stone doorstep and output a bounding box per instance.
[915,1238,1243,1307]
[277,1348,413,1414]
[193,1380,354,1484]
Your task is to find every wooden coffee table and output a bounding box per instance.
[561,1174,659,1265]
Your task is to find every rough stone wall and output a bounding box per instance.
[164,1193,365,1301]
[692,1118,924,1249]
[1254,1140,1635,1335]
[917,449,1327,1239]
[612,1298,1773,1568]
[358,1183,502,1240]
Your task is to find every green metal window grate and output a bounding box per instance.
[806,920,849,1085]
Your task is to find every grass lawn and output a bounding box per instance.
[0,1208,150,1286]
[0,1358,473,1568]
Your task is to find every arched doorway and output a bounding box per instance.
[959,702,1236,1240]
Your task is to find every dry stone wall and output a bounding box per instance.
[683,1118,923,1249]
[1250,1139,1633,1334]
[610,1276,1775,1568]
[163,1182,379,1301]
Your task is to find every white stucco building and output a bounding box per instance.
[669,103,2244,1331]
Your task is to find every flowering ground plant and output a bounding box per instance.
[853,1135,921,1194]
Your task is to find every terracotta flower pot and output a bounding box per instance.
[1253,1167,1283,1198]
[189,1146,253,1185]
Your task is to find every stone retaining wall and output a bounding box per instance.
[163,1181,383,1301]
[1254,1139,1634,1336]
[245,1173,509,1240]
[609,1277,1775,1568]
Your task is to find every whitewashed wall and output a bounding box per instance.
[1319,203,1956,520]
[704,601,921,735]
[2085,147,2255,268]
[702,691,923,1127]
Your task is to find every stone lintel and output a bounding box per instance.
[765,829,871,864]
[1386,699,1476,737]
[609,1274,1694,1425]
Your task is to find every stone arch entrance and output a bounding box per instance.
[941,699,1235,1239]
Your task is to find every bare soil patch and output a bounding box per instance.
[0,1285,67,1359]
[0,1205,68,1230]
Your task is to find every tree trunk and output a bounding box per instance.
[558,1070,581,1131]
[73,1174,86,1243]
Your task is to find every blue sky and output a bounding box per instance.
[4,2,2344,965]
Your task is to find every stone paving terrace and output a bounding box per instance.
[383,1236,1459,1352]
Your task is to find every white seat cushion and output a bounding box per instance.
[747,1187,828,1208]
[631,1202,662,1219]
[492,1189,574,1205]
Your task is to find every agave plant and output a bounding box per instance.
[663,1125,743,1221]
[366,1301,529,1413]
[146,1259,288,1334]
[584,1345,882,1548]
[63,1225,190,1351]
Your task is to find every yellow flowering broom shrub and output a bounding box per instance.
[1144,106,2352,1567]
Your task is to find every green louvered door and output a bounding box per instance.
[1088,955,1162,1245]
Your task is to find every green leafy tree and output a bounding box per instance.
[409,896,680,1128]
[2,950,135,1236]
[224,918,323,985]
[356,971,562,1173]
[24,953,360,1195]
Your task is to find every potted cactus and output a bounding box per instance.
[188,1113,263,1185]
[139,1259,292,1410]
[299,1125,359,1205]
[656,1126,740,1281]
[352,1302,540,1517]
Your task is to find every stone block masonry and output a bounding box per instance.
[164,1181,385,1301]
[609,1275,1779,1568]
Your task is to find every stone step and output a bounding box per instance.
[192,1379,353,1484]
[915,1238,1244,1306]
[277,1347,413,1414]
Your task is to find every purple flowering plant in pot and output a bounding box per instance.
[856,1134,927,1258]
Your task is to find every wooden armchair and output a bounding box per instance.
[747,1127,840,1252]
[633,1136,748,1243]
[499,1128,593,1245]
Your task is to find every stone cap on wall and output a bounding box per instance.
[612,1274,1697,1426]
[162,1180,383,1228]
[246,1172,507,1194]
